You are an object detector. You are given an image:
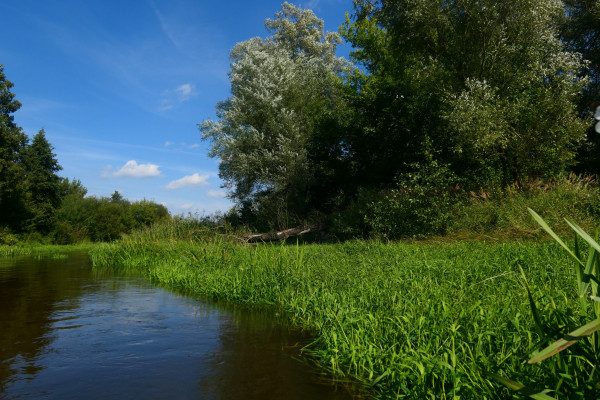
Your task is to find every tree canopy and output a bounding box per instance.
[198,1,595,234]
[342,0,588,186]
[200,2,347,229]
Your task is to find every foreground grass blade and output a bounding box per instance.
[527,208,583,267]
[528,318,600,364]
[487,372,555,400]
[519,265,544,337]
[565,219,600,255]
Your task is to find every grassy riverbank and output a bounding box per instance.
[89,232,592,399]
[0,243,94,257]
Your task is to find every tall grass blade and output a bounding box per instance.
[527,208,583,267]
[528,318,600,364]
[519,265,544,337]
[487,373,555,400]
[575,248,598,313]
[565,219,600,254]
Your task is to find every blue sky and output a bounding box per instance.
[0,0,353,216]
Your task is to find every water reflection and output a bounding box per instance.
[0,253,355,399]
[201,309,353,400]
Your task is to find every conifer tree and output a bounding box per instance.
[23,129,62,233]
[0,65,28,231]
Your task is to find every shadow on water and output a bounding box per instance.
[0,252,359,399]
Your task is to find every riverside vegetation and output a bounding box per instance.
[3,173,599,399]
[4,2,600,398]
[89,204,600,399]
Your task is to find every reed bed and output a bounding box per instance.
[91,237,586,398]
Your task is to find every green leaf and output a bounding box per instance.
[577,248,597,313]
[487,372,555,400]
[565,219,600,254]
[519,265,544,337]
[528,318,600,364]
[527,209,583,267]
[489,372,526,391]
[370,369,390,385]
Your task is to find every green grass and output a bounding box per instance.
[0,243,95,257]
[89,234,590,399]
[447,174,600,240]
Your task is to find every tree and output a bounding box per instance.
[58,178,87,198]
[0,65,28,231]
[130,199,170,229]
[344,0,588,187]
[560,0,600,174]
[110,190,126,204]
[53,179,89,244]
[23,129,63,233]
[562,0,600,110]
[200,2,346,229]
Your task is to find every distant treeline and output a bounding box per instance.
[53,185,170,244]
[0,65,169,244]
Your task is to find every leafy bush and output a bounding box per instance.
[365,158,459,239]
[0,227,19,245]
[328,188,379,240]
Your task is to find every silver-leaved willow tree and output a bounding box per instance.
[199,2,347,229]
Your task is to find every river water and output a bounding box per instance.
[0,252,355,400]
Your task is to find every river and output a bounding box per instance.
[0,251,355,399]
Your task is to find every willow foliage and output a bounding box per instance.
[200,2,347,228]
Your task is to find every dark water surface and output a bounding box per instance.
[0,252,354,400]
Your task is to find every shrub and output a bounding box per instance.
[0,227,19,245]
[365,159,459,239]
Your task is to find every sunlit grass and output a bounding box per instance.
[89,235,585,399]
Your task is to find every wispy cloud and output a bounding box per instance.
[159,82,197,111]
[164,173,210,189]
[207,189,226,198]
[164,141,174,147]
[179,203,196,211]
[175,83,194,101]
[304,0,321,9]
[103,160,161,178]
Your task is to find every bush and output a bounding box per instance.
[365,159,459,239]
[328,188,379,240]
[0,227,19,245]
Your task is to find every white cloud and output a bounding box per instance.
[175,83,194,101]
[164,141,174,147]
[179,203,196,210]
[159,83,197,111]
[104,160,161,178]
[207,189,226,198]
[164,173,210,189]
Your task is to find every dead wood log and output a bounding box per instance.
[244,222,325,243]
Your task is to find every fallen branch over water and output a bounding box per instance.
[243,222,325,243]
